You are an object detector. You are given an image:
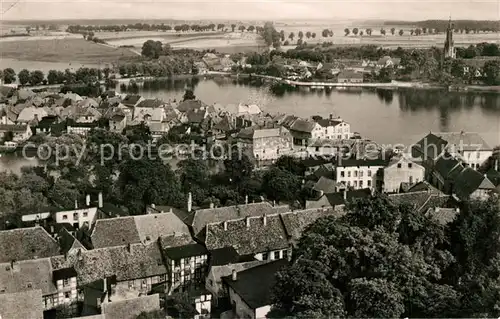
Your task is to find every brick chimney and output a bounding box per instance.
[223,221,228,231]
[232,269,237,281]
[86,194,91,207]
[245,195,248,205]
[263,214,267,226]
[74,199,78,209]
[245,216,250,228]
[98,192,103,208]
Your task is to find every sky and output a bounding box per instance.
[1,0,499,21]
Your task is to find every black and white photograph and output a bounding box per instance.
[0,0,499,318]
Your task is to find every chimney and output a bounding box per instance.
[74,199,78,209]
[343,189,347,201]
[169,207,173,213]
[272,200,276,207]
[245,195,248,205]
[210,202,214,209]
[231,269,237,281]
[11,260,19,272]
[127,243,131,253]
[495,160,499,172]
[151,203,155,209]
[263,214,267,226]
[329,114,333,120]
[246,217,250,228]
[103,277,108,294]
[223,221,228,231]
[434,207,440,213]
[86,194,90,206]
[98,192,103,208]
[455,207,460,214]
[50,225,54,234]
[187,192,192,212]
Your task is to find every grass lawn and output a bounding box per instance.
[0,38,138,64]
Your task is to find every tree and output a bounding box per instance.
[231,24,236,32]
[359,31,364,36]
[380,28,386,35]
[344,28,350,36]
[29,70,44,85]
[423,27,427,34]
[399,29,404,36]
[410,29,414,36]
[166,292,198,319]
[322,29,329,37]
[298,31,304,39]
[18,69,30,85]
[306,31,312,39]
[209,23,215,31]
[3,68,16,84]
[366,28,372,36]
[238,25,246,32]
[224,150,253,184]
[182,89,196,101]
[141,40,163,59]
[262,167,301,202]
[288,32,295,41]
[248,25,255,32]
[348,278,405,318]
[47,70,59,84]
[217,23,225,31]
[391,27,396,35]
[483,60,500,85]
[352,28,359,36]
[311,32,316,38]
[297,39,303,46]
[177,158,210,204]
[283,40,289,46]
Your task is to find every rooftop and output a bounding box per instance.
[222,259,288,309]
[0,226,60,263]
[0,289,44,319]
[101,294,161,319]
[0,258,57,295]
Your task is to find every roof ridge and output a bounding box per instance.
[416,194,434,212]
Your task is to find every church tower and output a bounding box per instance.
[443,18,456,59]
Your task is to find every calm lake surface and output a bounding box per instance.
[2,78,499,172]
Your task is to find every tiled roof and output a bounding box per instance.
[0,227,60,263]
[205,214,289,255]
[338,70,364,79]
[17,106,48,122]
[136,99,165,109]
[313,176,338,194]
[50,242,166,285]
[177,100,205,113]
[0,258,57,295]
[91,216,140,249]
[0,124,28,132]
[435,132,492,152]
[91,212,191,249]
[186,108,206,124]
[122,94,142,107]
[58,228,86,255]
[0,290,44,319]
[53,267,78,281]
[315,118,343,128]
[102,294,161,319]
[388,191,453,213]
[290,119,317,133]
[407,181,442,194]
[222,259,288,309]
[192,202,291,238]
[211,260,267,288]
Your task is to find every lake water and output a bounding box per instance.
[1,77,499,172]
[131,78,500,147]
[0,58,99,74]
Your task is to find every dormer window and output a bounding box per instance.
[397,163,402,168]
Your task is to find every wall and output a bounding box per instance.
[459,150,492,170]
[227,286,256,319]
[255,305,272,319]
[67,126,91,136]
[383,159,425,193]
[335,166,383,190]
[319,122,351,140]
[254,248,289,262]
[55,207,98,228]
[253,130,293,161]
[169,254,208,293]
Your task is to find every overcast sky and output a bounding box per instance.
[2,0,499,21]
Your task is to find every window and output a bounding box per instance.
[368,170,372,177]
[359,171,363,177]
[368,180,372,187]
[62,215,68,220]
[174,259,180,267]
[409,176,414,184]
[174,272,180,282]
[64,292,70,299]
[282,249,288,259]
[315,146,320,152]
[340,171,345,178]
[348,171,351,178]
[83,212,88,217]
[27,282,32,288]
[360,181,363,188]
[408,163,413,169]
[397,163,402,168]
[354,181,358,187]
[354,171,358,177]
[73,213,78,220]
[273,251,280,260]
[262,252,268,260]
[63,279,69,287]
[477,152,480,159]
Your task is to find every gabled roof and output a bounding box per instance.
[136,98,165,109]
[102,294,161,319]
[425,207,459,225]
[313,176,338,194]
[388,191,453,213]
[121,94,142,107]
[91,212,191,249]
[222,259,288,309]
[0,227,60,263]
[0,289,44,319]
[452,168,495,199]
[436,132,492,151]
[205,214,289,255]
[58,228,86,255]
[413,133,448,160]
[407,181,442,194]
[280,208,339,241]
[290,118,317,133]
[191,202,291,238]
[338,70,364,79]
[0,258,57,295]
[50,242,166,285]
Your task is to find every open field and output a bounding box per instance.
[0,38,137,65]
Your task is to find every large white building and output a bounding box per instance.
[314,115,351,140]
[334,158,388,191]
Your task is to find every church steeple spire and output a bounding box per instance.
[444,16,456,59]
